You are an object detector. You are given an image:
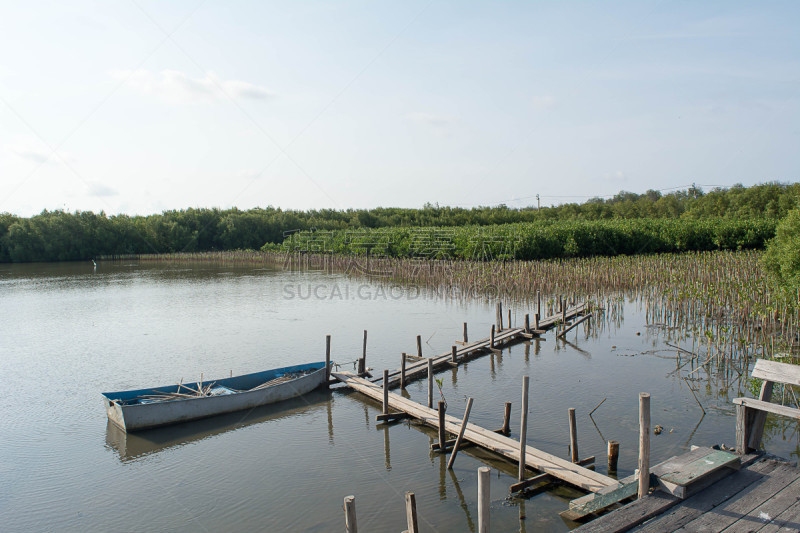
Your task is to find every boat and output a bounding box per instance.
[102,362,328,432]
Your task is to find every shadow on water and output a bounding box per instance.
[105,388,333,462]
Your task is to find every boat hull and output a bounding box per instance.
[102,362,326,432]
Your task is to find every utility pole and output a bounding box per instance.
[536,194,540,210]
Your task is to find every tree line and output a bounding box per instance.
[0,182,797,263]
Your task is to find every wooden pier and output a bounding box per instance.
[573,453,800,532]
[570,356,800,532]
[332,304,800,533]
[332,371,618,493]
[373,302,589,390]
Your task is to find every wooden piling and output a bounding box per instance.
[508,309,511,330]
[608,440,619,474]
[451,345,457,364]
[383,370,389,415]
[325,335,331,387]
[463,322,468,343]
[438,401,447,453]
[490,325,496,348]
[417,335,422,358]
[344,495,357,533]
[427,358,434,409]
[638,393,651,498]
[534,313,539,330]
[501,402,511,435]
[497,302,503,331]
[524,314,530,333]
[569,408,579,463]
[447,397,474,469]
[478,467,490,533]
[359,330,367,375]
[518,376,530,481]
[537,290,541,318]
[401,353,407,389]
[404,492,419,533]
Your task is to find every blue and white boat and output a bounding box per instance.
[102,362,328,432]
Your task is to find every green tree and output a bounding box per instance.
[762,204,800,292]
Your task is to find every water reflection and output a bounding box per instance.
[447,468,475,532]
[383,425,391,470]
[105,389,333,462]
[560,338,591,358]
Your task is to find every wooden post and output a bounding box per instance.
[417,335,422,358]
[405,492,419,533]
[438,401,447,453]
[490,325,496,348]
[427,358,434,409]
[497,302,503,331]
[501,402,511,435]
[534,313,539,330]
[382,370,389,415]
[401,353,407,389]
[608,440,619,475]
[325,335,331,387]
[344,495,357,533]
[359,330,367,375]
[451,345,457,364]
[447,397,474,469]
[735,404,749,455]
[524,314,530,333]
[508,309,511,330]
[537,290,541,319]
[518,376,530,481]
[463,322,468,343]
[638,393,651,499]
[478,467,490,533]
[748,381,774,450]
[569,408,579,463]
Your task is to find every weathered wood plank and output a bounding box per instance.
[571,491,680,532]
[561,475,641,521]
[675,463,800,532]
[749,380,774,451]
[656,449,740,499]
[333,371,616,493]
[733,398,800,420]
[632,458,781,532]
[756,487,800,533]
[722,476,800,533]
[751,359,800,387]
[565,447,736,521]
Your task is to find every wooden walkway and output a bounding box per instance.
[374,303,589,390]
[573,454,800,532]
[332,371,618,493]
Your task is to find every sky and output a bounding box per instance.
[1,1,798,217]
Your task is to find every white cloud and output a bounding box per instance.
[7,144,52,164]
[110,69,276,104]
[87,182,118,197]
[406,112,457,128]
[6,143,74,165]
[532,95,556,110]
[604,170,628,182]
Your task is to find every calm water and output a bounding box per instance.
[0,261,796,532]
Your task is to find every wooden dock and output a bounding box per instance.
[330,305,800,533]
[573,454,800,532]
[373,302,589,390]
[570,357,800,532]
[332,371,618,493]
